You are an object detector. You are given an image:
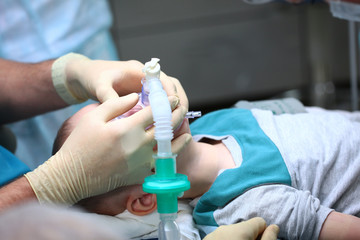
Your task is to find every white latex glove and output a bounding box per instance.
[25,94,190,206]
[204,218,279,240]
[52,53,189,113]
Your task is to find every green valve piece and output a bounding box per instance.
[143,155,190,214]
[143,173,190,213]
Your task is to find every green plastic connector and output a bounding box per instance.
[143,155,190,214]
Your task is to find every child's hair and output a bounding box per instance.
[52,118,74,155]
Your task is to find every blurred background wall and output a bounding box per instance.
[108,0,353,114]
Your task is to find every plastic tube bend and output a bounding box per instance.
[148,77,173,155]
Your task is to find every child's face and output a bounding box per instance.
[64,103,192,216]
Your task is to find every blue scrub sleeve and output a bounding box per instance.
[0,145,30,187]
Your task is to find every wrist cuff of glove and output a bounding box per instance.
[24,158,79,206]
[52,53,90,105]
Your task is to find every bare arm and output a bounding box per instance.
[0,58,67,124]
[0,176,37,212]
[319,211,360,240]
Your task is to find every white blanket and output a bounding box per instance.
[90,200,200,240]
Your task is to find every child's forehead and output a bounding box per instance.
[71,103,99,123]
[80,103,99,113]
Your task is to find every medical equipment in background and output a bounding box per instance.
[329,0,360,111]
[234,97,307,114]
[244,0,323,5]
[243,0,359,110]
[142,58,191,240]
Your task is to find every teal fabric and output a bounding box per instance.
[0,145,30,187]
[190,108,291,226]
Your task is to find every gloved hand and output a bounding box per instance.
[52,53,188,114]
[25,93,191,206]
[204,217,279,240]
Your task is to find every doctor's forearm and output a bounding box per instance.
[0,58,67,124]
[0,176,37,212]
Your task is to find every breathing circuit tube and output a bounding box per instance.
[142,58,190,240]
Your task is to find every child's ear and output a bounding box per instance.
[126,193,157,216]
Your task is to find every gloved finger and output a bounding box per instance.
[159,72,177,96]
[171,104,188,131]
[125,95,180,132]
[241,217,267,239]
[94,70,123,102]
[159,72,189,111]
[121,95,179,129]
[171,133,192,154]
[144,125,156,148]
[168,95,180,110]
[120,104,156,133]
[260,225,280,240]
[94,60,145,102]
[115,60,145,95]
[92,93,139,122]
[170,76,189,111]
[168,95,186,132]
[97,86,120,103]
[203,218,267,240]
